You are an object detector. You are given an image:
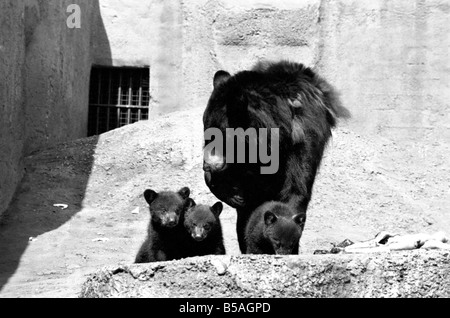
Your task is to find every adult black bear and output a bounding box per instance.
[244,201,305,255]
[135,187,191,263]
[183,199,226,257]
[203,60,350,253]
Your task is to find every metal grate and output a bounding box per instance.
[88,67,150,136]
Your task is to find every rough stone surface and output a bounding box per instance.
[80,250,450,298]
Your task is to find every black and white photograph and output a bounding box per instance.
[0,0,449,301]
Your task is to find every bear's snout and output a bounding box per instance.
[163,213,178,228]
[203,149,226,172]
[192,227,206,241]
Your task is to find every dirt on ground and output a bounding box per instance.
[0,107,449,298]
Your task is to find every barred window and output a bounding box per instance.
[88,67,150,136]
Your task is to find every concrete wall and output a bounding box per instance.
[1,0,449,216]
[24,0,99,154]
[0,0,26,218]
[93,0,323,115]
[95,0,447,142]
[0,0,106,217]
[181,0,324,119]
[319,0,450,142]
[94,0,185,114]
[93,0,152,67]
[185,0,449,142]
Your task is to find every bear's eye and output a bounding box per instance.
[204,224,211,231]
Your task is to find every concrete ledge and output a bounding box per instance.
[80,250,450,298]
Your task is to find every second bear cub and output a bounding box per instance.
[183,199,226,257]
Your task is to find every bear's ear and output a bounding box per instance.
[213,70,231,89]
[185,198,196,210]
[293,214,306,227]
[144,189,158,205]
[264,211,278,226]
[178,187,190,200]
[211,202,223,217]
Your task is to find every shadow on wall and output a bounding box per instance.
[0,0,112,292]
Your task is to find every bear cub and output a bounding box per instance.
[244,201,306,255]
[183,199,226,257]
[135,187,191,263]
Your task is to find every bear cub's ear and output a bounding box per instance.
[144,189,158,205]
[178,187,191,200]
[185,198,196,210]
[213,71,231,89]
[264,211,278,226]
[211,202,223,217]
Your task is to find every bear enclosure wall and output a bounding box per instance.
[0,0,98,217]
[1,0,449,218]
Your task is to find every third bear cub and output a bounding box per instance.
[183,199,226,257]
[244,201,306,255]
